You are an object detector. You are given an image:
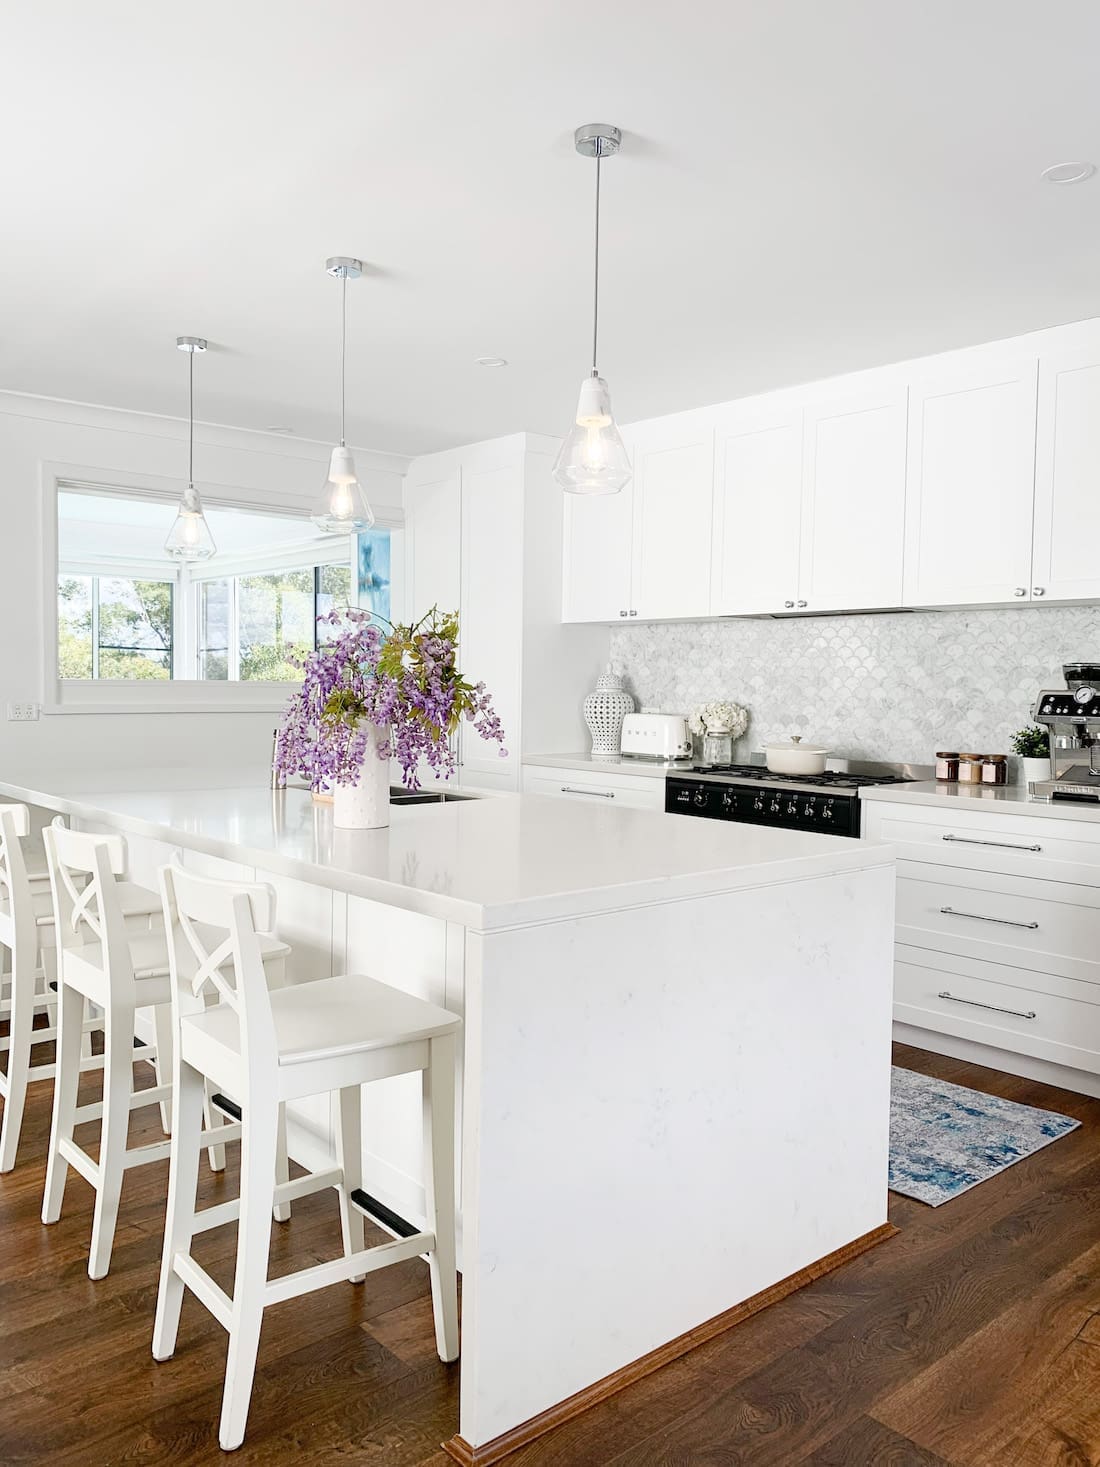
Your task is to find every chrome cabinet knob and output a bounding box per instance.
[619,610,627,617]
[783,600,795,609]
[797,599,808,608]
[1033,586,1046,597]
[628,609,638,616]
[1013,588,1027,597]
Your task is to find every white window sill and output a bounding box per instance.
[44,680,297,716]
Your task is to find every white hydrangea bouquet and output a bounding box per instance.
[688,700,749,738]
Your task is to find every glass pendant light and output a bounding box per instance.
[312,257,375,533]
[164,336,217,561]
[553,123,632,496]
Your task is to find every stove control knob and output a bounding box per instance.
[769,799,781,814]
[822,801,834,820]
[753,796,765,811]
[693,789,707,808]
[786,800,798,815]
[721,791,735,810]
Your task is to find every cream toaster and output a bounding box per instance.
[619,712,692,762]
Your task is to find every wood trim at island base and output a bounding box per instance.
[442,1219,899,1467]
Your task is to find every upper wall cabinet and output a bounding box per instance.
[798,385,908,612]
[561,442,635,623]
[630,413,714,619]
[903,354,1039,607]
[710,397,803,615]
[404,468,462,617]
[1032,346,1100,602]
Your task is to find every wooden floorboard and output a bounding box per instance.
[1,1038,1099,1463]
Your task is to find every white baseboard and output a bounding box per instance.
[893,1021,1100,1099]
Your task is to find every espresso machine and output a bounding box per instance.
[1031,662,1100,802]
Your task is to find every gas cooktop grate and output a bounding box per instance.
[684,765,910,789]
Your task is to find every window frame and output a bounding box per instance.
[192,561,353,683]
[41,466,400,716]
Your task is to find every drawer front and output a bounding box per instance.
[868,804,1100,887]
[895,947,1100,1074]
[897,862,1100,986]
[522,770,664,811]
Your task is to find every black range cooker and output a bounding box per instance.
[665,763,914,838]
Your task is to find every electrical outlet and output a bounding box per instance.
[6,702,40,722]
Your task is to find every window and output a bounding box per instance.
[54,485,391,693]
[57,574,174,680]
[195,564,354,681]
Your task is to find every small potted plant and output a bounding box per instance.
[274,606,506,829]
[1010,725,1050,789]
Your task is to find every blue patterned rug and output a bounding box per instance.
[889,1066,1080,1206]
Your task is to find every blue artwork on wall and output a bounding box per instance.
[356,529,392,623]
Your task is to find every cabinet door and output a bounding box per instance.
[710,398,803,615]
[1032,346,1100,601]
[799,385,908,612]
[404,470,461,619]
[903,356,1038,606]
[460,462,523,784]
[560,433,635,623]
[630,413,714,619]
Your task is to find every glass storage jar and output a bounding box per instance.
[981,754,1008,785]
[935,752,960,781]
[702,726,734,765]
[958,754,984,783]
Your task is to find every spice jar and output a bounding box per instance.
[958,754,984,784]
[981,754,1008,786]
[935,752,960,782]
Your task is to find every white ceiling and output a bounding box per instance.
[5,1,1100,455]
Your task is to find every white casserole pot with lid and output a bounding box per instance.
[764,735,828,775]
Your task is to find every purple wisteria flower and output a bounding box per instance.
[274,607,506,792]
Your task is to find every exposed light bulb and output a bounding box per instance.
[311,445,375,533]
[552,376,631,495]
[164,483,217,561]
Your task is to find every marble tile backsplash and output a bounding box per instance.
[609,605,1100,765]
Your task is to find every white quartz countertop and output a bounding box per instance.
[1,771,892,931]
[522,752,693,779]
[860,779,1100,824]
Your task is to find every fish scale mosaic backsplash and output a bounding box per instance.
[609,605,1100,765]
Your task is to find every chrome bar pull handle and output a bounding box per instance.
[942,834,1041,853]
[560,786,614,798]
[939,906,1039,930]
[938,990,1037,1020]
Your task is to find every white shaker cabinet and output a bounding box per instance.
[798,385,908,612]
[710,397,803,615]
[404,468,461,618]
[561,432,635,623]
[903,354,1039,606]
[1031,346,1100,602]
[629,413,714,619]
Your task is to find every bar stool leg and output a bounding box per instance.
[220,1099,279,1452]
[88,1008,135,1280]
[42,982,83,1224]
[0,951,33,1173]
[151,1001,174,1135]
[423,1031,459,1362]
[334,1086,365,1279]
[273,1103,292,1225]
[152,1057,205,1362]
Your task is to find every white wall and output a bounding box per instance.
[0,391,407,780]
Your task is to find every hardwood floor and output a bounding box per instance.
[1,1039,1099,1465]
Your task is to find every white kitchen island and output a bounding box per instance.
[1,772,897,1464]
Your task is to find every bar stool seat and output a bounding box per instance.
[153,862,462,1452]
[0,879,166,930]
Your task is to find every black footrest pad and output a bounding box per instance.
[349,1187,418,1239]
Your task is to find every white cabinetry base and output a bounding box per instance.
[893,1020,1100,1099]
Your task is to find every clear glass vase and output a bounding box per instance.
[702,728,733,765]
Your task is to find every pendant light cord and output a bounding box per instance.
[340,269,347,448]
[591,153,601,377]
[188,347,194,487]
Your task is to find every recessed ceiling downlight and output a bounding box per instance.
[475,356,508,368]
[1041,160,1097,185]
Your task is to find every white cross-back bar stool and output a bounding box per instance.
[0,805,162,1172]
[152,861,461,1453]
[41,824,292,1279]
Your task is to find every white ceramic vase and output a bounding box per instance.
[1019,756,1050,789]
[333,723,391,829]
[583,669,635,758]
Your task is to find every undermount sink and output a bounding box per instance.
[388,785,477,805]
